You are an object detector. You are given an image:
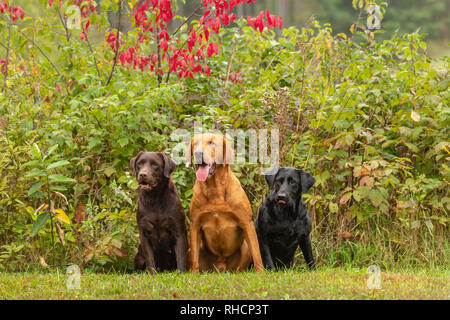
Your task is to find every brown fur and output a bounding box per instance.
[187,134,264,273]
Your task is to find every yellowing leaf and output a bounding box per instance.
[411,220,420,229]
[55,208,71,224]
[55,222,65,246]
[350,24,355,33]
[411,110,421,122]
[34,203,48,216]
[337,33,347,40]
[53,191,68,204]
[39,256,49,268]
[339,193,352,206]
[329,202,339,213]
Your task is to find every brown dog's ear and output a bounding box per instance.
[185,138,193,167]
[130,151,144,176]
[159,152,176,178]
[223,137,234,165]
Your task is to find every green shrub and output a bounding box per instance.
[0,1,448,271]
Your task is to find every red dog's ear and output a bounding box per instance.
[159,153,176,178]
[223,137,234,165]
[185,138,193,167]
[130,151,144,176]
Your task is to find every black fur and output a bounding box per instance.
[255,167,315,271]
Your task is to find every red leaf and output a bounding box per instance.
[75,204,86,224]
[278,16,283,29]
[204,65,211,76]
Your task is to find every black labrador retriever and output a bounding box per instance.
[130,151,188,273]
[255,167,315,271]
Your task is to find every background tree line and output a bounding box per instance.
[173,0,449,41]
[20,0,449,43]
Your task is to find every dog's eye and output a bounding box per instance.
[209,141,215,146]
[289,179,296,185]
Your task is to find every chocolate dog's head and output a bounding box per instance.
[130,152,176,191]
[185,133,234,182]
[264,167,315,208]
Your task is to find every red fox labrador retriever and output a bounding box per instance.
[186,133,264,273]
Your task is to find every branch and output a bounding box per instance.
[350,6,365,41]
[171,4,203,37]
[1,17,12,93]
[81,20,104,85]
[155,27,162,87]
[223,38,236,92]
[165,4,204,83]
[165,24,204,83]
[105,0,123,86]
[57,6,71,42]
[18,31,62,77]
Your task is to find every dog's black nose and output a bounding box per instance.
[194,150,203,163]
[277,193,288,203]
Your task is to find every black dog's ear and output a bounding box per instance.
[130,151,144,176]
[159,152,176,178]
[297,169,315,193]
[264,167,280,189]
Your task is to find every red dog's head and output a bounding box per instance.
[185,133,234,181]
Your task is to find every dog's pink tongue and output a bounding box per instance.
[196,165,211,182]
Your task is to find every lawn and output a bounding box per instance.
[1,268,448,300]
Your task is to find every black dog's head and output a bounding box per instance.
[264,167,315,208]
[130,152,176,191]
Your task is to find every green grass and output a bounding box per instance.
[1,268,448,300]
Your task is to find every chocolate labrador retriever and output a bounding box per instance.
[255,167,315,271]
[131,151,188,273]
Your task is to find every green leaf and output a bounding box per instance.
[30,213,50,237]
[48,174,77,183]
[369,190,384,207]
[404,142,419,153]
[28,181,46,196]
[353,190,361,202]
[329,203,339,213]
[25,169,46,178]
[47,160,70,170]
[118,175,130,184]
[118,137,129,148]
[104,167,116,177]
[31,143,41,159]
[46,144,59,156]
[88,138,102,150]
[50,185,68,192]
[23,160,41,168]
